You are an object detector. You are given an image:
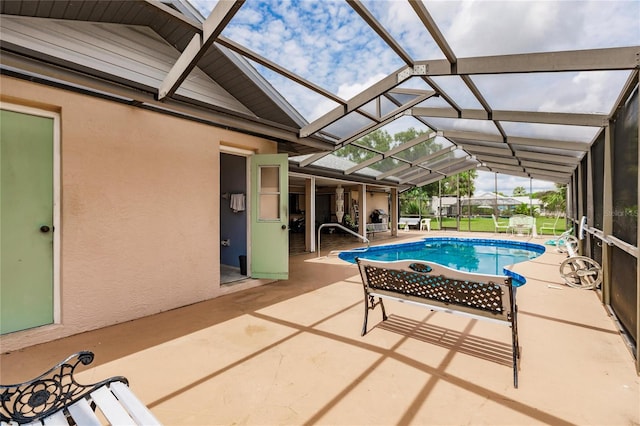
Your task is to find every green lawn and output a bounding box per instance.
[425,216,567,234]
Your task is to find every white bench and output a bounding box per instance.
[356,258,520,387]
[508,215,535,236]
[0,351,161,425]
[398,217,420,231]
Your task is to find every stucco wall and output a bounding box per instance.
[350,191,390,223]
[0,76,277,351]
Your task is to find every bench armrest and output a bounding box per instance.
[0,351,160,425]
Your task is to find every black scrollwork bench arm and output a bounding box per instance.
[1,351,161,425]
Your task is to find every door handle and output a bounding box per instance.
[281,224,287,230]
[40,225,51,233]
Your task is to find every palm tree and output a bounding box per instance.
[540,184,566,215]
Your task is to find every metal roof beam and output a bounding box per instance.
[459,144,512,156]
[298,151,332,167]
[348,0,413,65]
[476,156,520,167]
[524,167,572,179]
[430,156,472,174]
[344,130,437,175]
[513,150,580,165]
[608,69,639,119]
[372,138,450,180]
[527,172,570,183]
[409,47,639,76]
[385,131,438,157]
[409,0,457,64]
[344,154,384,175]
[158,0,244,100]
[489,166,529,178]
[376,163,412,180]
[300,66,412,138]
[444,130,588,152]
[413,107,607,127]
[441,130,504,144]
[492,110,607,127]
[143,0,203,31]
[520,160,576,173]
[456,46,640,75]
[414,163,479,187]
[334,92,434,148]
[508,136,589,152]
[216,36,345,105]
[482,163,524,173]
[410,145,459,166]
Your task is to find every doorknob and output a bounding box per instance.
[40,225,51,233]
[281,224,287,230]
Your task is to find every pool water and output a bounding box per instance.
[338,237,545,286]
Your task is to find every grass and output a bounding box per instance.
[421,216,567,234]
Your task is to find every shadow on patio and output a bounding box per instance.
[2,232,638,425]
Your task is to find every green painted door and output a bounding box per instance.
[250,154,288,279]
[1,109,54,334]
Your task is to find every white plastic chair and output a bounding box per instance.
[420,218,431,231]
[492,214,509,233]
[539,213,561,236]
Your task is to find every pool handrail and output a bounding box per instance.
[317,223,369,257]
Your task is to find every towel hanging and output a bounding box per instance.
[230,193,245,212]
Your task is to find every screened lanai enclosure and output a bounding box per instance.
[0,0,638,372]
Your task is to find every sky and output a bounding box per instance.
[190,0,639,193]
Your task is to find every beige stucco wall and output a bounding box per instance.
[350,190,390,223]
[0,76,277,351]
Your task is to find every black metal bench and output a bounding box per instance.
[356,258,520,388]
[0,351,161,425]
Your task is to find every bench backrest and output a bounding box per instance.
[399,217,420,225]
[509,215,534,227]
[356,258,514,324]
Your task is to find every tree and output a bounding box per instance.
[539,183,567,214]
[513,186,527,196]
[335,128,441,173]
[336,129,392,166]
[439,170,477,196]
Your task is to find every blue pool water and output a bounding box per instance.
[338,237,545,286]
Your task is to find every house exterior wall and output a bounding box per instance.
[0,76,277,351]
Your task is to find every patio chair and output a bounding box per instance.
[492,214,509,233]
[419,218,431,231]
[539,213,561,236]
[0,351,161,425]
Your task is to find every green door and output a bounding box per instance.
[250,154,288,279]
[1,109,54,334]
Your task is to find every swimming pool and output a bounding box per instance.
[338,237,545,286]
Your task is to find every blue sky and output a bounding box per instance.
[190,0,639,193]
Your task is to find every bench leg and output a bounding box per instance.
[511,304,520,389]
[362,294,388,336]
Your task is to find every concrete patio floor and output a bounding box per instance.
[1,231,638,425]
